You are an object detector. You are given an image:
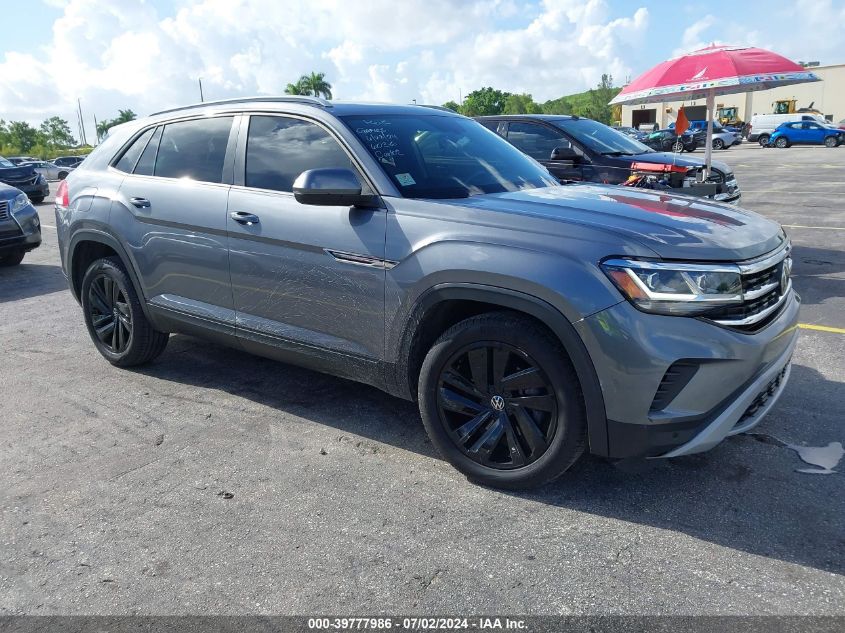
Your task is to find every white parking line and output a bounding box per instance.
[783,224,845,231]
[40,224,56,230]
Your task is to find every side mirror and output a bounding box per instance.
[550,143,579,162]
[293,168,380,207]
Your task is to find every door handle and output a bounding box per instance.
[230,211,260,226]
[130,197,151,208]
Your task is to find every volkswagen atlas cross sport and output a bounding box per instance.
[55,97,798,489]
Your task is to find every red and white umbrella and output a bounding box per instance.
[610,45,821,174]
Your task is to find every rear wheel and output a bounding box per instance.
[0,249,26,267]
[58,171,69,180]
[81,256,169,367]
[824,136,837,148]
[758,134,770,147]
[418,312,587,489]
[775,137,789,148]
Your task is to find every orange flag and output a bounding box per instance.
[675,106,690,136]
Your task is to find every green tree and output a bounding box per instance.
[459,87,510,116]
[39,116,76,148]
[541,96,574,115]
[503,93,542,114]
[96,109,137,141]
[441,100,460,112]
[583,74,617,125]
[285,81,307,95]
[292,72,333,99]
[7,121,39,152]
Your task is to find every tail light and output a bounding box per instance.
[56,179,69,207]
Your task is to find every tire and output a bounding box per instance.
[712,138,725,150]
[0,250,26,267]
[81,256,169,367]
[418,312,587,490]
[58,171,69,180]
[671,140,684,153]
[758,134,770,147]
[30,196,45,204]
[775,137,789,148]
[824,136,837,148]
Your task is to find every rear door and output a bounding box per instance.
[226,113,386,361]
[111,115,238,328]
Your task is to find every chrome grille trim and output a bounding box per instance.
[738,241,791,275]
[743,281,780,300]
[712,280,792,326]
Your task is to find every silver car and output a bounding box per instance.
[20,160,74,181]
[55,97,798,489]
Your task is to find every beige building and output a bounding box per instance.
[620,63,845,129]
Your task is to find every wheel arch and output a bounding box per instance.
[67,230,155,323]
[392,283,609,457]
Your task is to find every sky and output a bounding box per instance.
[1,0,844,143]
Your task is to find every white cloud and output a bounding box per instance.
[0,0,653,138]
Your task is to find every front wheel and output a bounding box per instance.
[30,196,45,204]
[775,137,789,148]
[758,134,770,147]
[824,136,837,148]
[81,256,169,366]
[418,312,587,489]
[58,171,69,180]
[712,138,725,150]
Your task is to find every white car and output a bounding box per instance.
[19,161,74,181]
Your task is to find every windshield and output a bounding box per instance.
[553,118,652,155]
[0,156,14,168]
[342,114,558,199]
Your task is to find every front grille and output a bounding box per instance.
[705,243,792,332]
[3,175,37,186]
[0,200,8,221]
[734,363,790,428]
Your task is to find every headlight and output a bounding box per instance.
[601,258,743,316]
[10,192,30,214]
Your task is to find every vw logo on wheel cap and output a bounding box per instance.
[490,395,506,411]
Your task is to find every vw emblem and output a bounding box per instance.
[781,257,792,293]
[490,395,506,411]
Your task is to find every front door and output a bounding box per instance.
[505,121,586,182]
[226,114,386,363]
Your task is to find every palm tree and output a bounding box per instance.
[284,81,308,96]
[298,72,332,100]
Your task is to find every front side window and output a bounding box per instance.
[114,128,155,173]
[506,122,569,161]
[554,118,653,156]
[245,115,355,193]
[154,117,233,184]
[342,114,557,199]
[134,126,162,176]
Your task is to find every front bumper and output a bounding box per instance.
[575,289,800,459]
[0,203,42,253]
[1,177,50,199]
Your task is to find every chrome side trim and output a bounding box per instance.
[325,249,398,270]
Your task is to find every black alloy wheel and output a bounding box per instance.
[436,341,558,469]
[87,273,133,354]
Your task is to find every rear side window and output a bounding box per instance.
[245,115,354,192]
[114,128,155,173]
[134,126,162,176]
[506,122,568,161]
[154,117,234,184]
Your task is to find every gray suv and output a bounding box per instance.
[55,97,799,489]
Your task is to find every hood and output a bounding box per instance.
[0,163,36,181]
[0,182,23,199]
[450,184,784,261]
[626,151,733,174]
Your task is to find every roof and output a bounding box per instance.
[150,96,461,118]
[475,114,580,122]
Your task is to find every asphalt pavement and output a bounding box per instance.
[1,143,843,615]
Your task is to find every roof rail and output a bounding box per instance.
[151,95,332,117]
[419,104,459,113]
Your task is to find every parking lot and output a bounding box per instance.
[1,142,843,615]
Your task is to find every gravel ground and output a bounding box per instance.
[1,143,843,615]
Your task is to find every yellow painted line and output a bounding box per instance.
[783,224,845,231]
[799,323,845,334]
